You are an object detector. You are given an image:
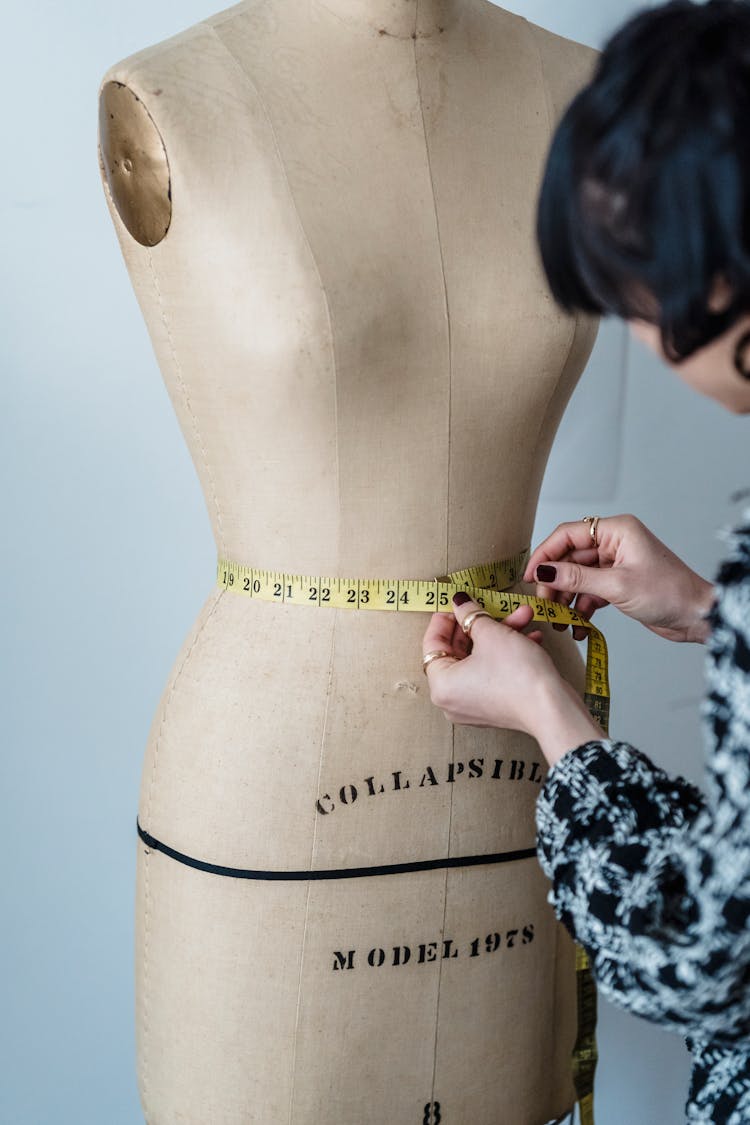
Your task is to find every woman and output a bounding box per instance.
[421,2,750,1121]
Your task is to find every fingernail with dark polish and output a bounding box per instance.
[453,591,471,606]
[536,565,557,583]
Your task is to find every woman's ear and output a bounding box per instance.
[707,274,734,313]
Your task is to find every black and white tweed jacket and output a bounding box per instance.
[535,511,750,1124]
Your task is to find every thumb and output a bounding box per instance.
[535,561,620,607]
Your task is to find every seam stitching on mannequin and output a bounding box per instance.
[411,9,453,580]
[145,250,226,557]
[522,23,582,517]
[140,584,227,1117]
[287,614,338,1125]
[207,24,342,572]
[412,6,455,1103]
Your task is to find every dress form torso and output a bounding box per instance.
[98,2,599,1121]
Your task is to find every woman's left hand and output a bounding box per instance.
[421,594,552,733]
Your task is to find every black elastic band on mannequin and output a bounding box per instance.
[734,328,750,379]
[136,819,538,881]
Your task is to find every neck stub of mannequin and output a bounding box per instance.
[314,0,460,39]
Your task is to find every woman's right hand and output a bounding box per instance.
[523,514,716,644]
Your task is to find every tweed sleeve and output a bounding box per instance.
[534,511,750,1046]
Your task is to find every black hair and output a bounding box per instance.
[537,0,750,361]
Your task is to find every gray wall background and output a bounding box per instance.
[3,1,745,1122]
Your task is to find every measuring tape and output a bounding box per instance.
[216,550,610,730]
[216,549,607,1125]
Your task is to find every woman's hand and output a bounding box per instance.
[422,594,603,766]
[523,514,716,644]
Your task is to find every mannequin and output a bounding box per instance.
[97,1,600,1121]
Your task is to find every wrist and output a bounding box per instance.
[685,579,716,644]
[530,674,605,769]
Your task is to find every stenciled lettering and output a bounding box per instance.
[331,922,536,971]
[332,950,355,971]
[316,756,543,815]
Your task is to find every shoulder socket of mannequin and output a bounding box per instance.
[98,79,172,247]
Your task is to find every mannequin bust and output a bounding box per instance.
[98,1,600,1121]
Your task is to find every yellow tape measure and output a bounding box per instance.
[216,549,610,732]
[216,549,606,1125]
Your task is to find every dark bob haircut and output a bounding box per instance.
[537,0,750,362]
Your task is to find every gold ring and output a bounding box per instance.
[461,609,494,637]
[582,515,601,548]
[422,650,454,674]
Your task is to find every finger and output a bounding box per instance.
[454,626,472,660]
[570,607,592,642]
[527,630,544,645]
[450,592,499,641]
[422,611,460,658]
[567,547,600,568]
[569,606,593,642]
[534,581,575,605]
[422,639,461,694]
[533,561,622,608]
[569,592,610,641]
[523,521,601,582]
[572,593,609,622]
[424,653,459,682]
[525,516,627,583]
[503,603,535,631]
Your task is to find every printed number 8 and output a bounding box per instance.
[423,1102,441,1124]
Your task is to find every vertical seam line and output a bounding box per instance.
[287,614,337,1125]
[412,3,455,1108]
[207,23,342,574]
[412,19,453,579]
